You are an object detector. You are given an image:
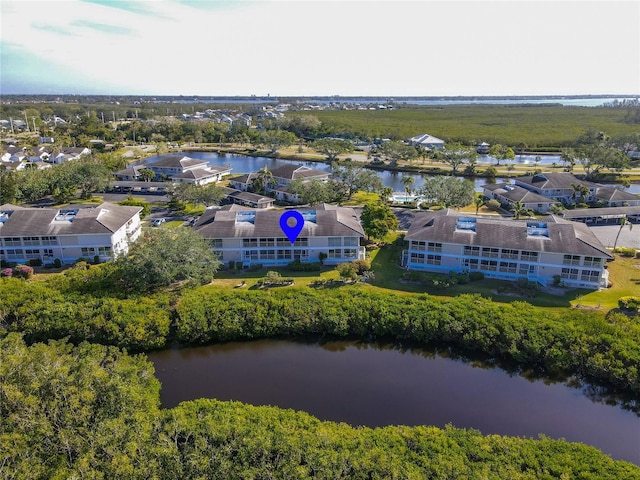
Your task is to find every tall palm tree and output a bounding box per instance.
[251,165,276,195]
[401,175,415,203]
[612,216,633,251]
[571,183,590,205]
[474,195,486,215]
[510,201,532,219]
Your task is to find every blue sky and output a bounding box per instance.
[1,0,638,96]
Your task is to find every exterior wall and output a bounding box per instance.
[212,235,364,267]
[403,240,608,289]
[0,214,141,264]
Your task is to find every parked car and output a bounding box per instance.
[151,218,166,227]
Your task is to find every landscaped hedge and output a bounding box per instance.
[175,288,640,395]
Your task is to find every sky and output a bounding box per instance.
[1,0,639,97]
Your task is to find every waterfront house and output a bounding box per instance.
[482,183,559,213]
[514,172,601,205]
[403,209,612,289]
[0,202,142,265]
[228,164,330,203]
[406,133,445,150]
[193,204,366,266]
[593,187,640,207]
[146,154,231,185]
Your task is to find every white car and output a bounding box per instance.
[151,218,166,227]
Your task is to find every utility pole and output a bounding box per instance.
[24,112,30,132]
[9,117,15,135]
[101,112,105,123]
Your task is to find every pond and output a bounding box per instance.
[148,339,640,465]
[141,151,640,194]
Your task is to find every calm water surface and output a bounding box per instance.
[142,152,640,194]
[149,340,640,465]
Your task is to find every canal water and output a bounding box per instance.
[148,339,640,465]
[142,151,640,194]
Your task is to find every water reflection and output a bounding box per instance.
[149,339,640,464]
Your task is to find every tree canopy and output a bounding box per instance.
[114,227,221,292]
[360,202,399,240]
[419,176,475,208]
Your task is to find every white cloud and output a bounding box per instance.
[1,0,638,95]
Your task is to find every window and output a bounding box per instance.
[580,270,600,282]
[563,255,581,266]
[81,247,95,257]
[481,247,499,258]
[42,249,53,258]
[98,246,112,256]
[259,249,275,260]
[480,259,497,271]
[25,249,40,259]
[561,268,579,280]
[499,261,517,273]
[294,238,308,247]
[427,242,442,252]
[521,251,539,262]
[244,250,259,260]
[328,249,342,259]
[23,236,39,246]
[464,258,479,270]
[41,236,58,245]
[328,237,342,247]
[343,237,359,246]
[343,249,357,259]
[259,238,275,247]
[410,252,425,264]
[412,241,426,251]
[277,249,291,260]
[293,250,309,261]
[211,239,223,249]
[464,246,480,256]
[4,237,21,246]
[243,239,258,248]
[5,249,23,259]
[426,254,441,265]
[583,256,602,267]
[277,238,290,247]
[501,249,519,259]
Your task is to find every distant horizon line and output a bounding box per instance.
[1,93,638,99]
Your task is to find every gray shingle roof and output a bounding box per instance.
[483,183,557,204]
[171,166,231,180]
[147,154,206,169]
[0,203,141,236]
[515,173,601,190]
[194,204,364,239]
[405,209,612,258]
[595,187,640,202]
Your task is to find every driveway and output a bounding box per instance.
[587,224,639,250]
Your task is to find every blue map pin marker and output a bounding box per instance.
[280,211,304,244]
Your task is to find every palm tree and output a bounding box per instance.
[571,183,590,205]
[510,201,532,219]
[612,216,633,251]
[401,175,415,203]
[474,195,486,215]
[251,165,276,195]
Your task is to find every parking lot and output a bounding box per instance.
[588,224,639,250]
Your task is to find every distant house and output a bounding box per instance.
[220,187,275,209]
[114,164,147,181]
[1,145,26,163]
[193,204,365,266]
[406,133,445,150]
[482,183,559,213]
[514,172,601,204]
[476,142,490,154]
[145,154,231,185]
[0,202,142,264]
[403,209,612,289]
[594,187,640,207]
[228,165,330,203]
[49,147,91,164]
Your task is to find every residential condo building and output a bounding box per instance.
[194,204,365,266]
[403,209,613,289]
[0,203,142,265]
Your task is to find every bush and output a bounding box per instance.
[1,268,13,277]
[318,252,327,265]
[13,265,34,279]
[248,263,263,272]
[618,296,640,311]
[352,259,371,275]
[469,271,485,281]
[485,199,502,211]
[53,258,62,268]
[27,258,43,267]
[614,247,637,258]
[228,260,235,270]
[287,260,322,272]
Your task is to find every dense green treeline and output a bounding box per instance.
[290,106,640,147]
[175,288,640,395]
[3,271,638,396]
[2,334,638,479]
